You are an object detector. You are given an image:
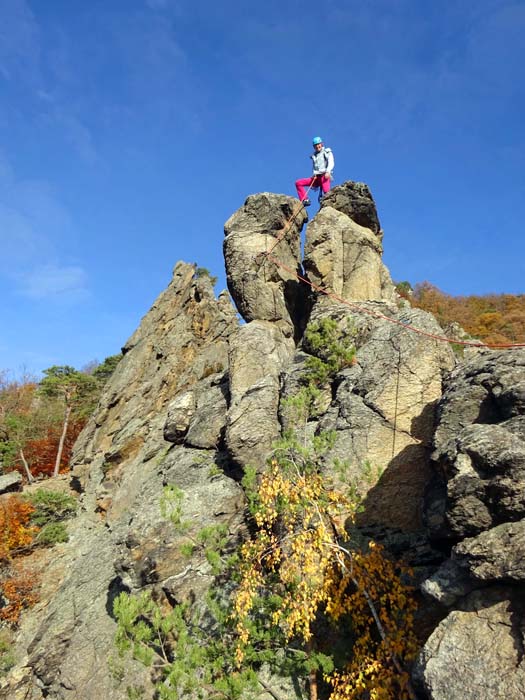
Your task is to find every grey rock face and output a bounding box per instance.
[7,188,523,700]
[303,204,395,305]
[320,181,382,237]
[433,348,525,451]
[0,471,23,495]
[223,193,307,337]
[413,588,525,700]
[281,301,455,531]
[184,373,229,450]
[427,349,525,542]
[3,262,243,700]
[417,348,525,699]
[453,520,525,582]
[113,446,245,604]
[225,320,295,472]
[163,372,229,449]
[163,390,196,443]
[420,558,476,607]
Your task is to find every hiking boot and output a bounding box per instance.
[302,198,311,207]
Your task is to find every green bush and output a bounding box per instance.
[194,267,218,286]
[0,638,14,677]
[35,522,69,546]
[26,489,77,527]
[303,317,356,385]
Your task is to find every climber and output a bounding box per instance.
[295,136,335,207]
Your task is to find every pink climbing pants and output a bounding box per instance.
[295,174,331,201]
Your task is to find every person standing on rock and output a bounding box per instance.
[295,136,335,207]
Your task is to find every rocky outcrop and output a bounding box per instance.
[283,301,455,531]
[425,349,525,542]
[225,321,295,472]
[0,471,23,495]
[413,587,525,700]
[4,184,523,700]
[304,208,395,303]
[222,193,305,472]
[320,181,382,237]
[304,183,395,304]
[1,263,245,700]
[415,349,525,699]
[223,193,307,337]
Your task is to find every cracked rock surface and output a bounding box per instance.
[282,300,455,531]
[413,587,525,700]
[1,263,243,700]
[417,348,525,699]
[304,203,395,304]
[223,192,307,338]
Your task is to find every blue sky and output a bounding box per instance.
[1,0,524,376]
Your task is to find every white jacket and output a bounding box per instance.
[311,147,334,175]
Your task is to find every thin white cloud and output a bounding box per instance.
[0,154,70,264]
[53,111,101,166]
[0,151,88,303]
[16,263,89,301]
[0,202,49,264]
[0,1,101,166]
[0,0,40,82]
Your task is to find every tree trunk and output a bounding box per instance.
[19,449,34,483]
[309,669,318,700]
[53,404,72,477]
[306,639,318,700]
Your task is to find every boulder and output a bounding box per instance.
[223,193,307,337]
[164,373,228,449]
[0,471,23,495]
[184,373,229,450]
[413,587,525,700]
[453,520,525,582]
[420,558,476,607]
[226,320,295,472]
[163,390,196,443]
[304,206,395,304]
[320,180,382,237]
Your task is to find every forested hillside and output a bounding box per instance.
[0,356,121,482]
[397,282,525,346]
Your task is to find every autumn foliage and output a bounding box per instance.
[21,418,86,479]
[234,461,418,700]
[0,365,103,482]
[405,282,525,346]
[0,496,39,625]
[0,564,38,625]
[0,497,36,560]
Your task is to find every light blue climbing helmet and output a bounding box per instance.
[312,136,323,145]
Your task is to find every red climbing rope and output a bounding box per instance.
[261,182,316,261]
[263,253,525,350]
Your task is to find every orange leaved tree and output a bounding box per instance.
[38,366,98,477]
